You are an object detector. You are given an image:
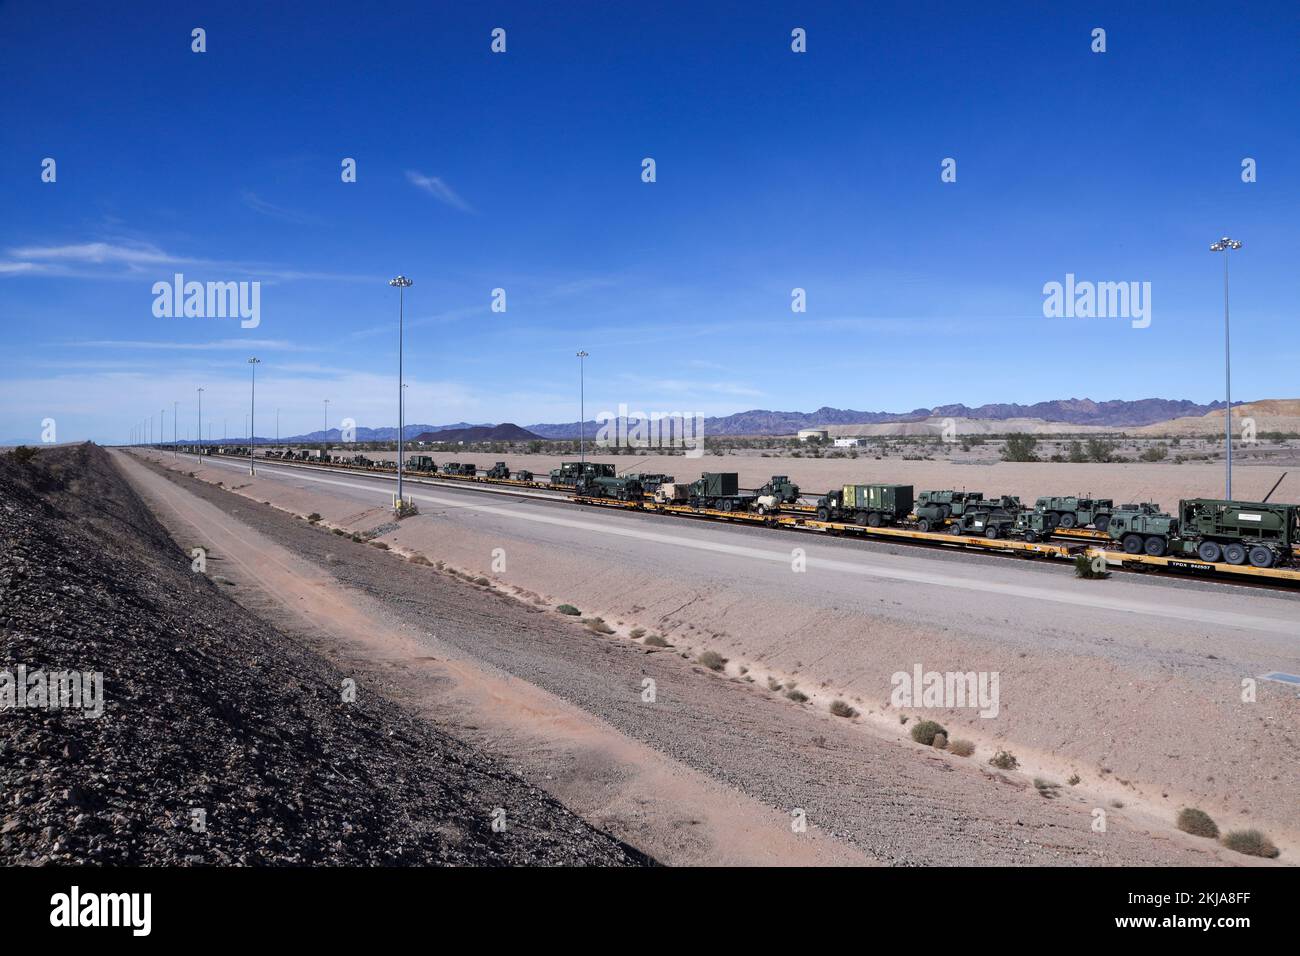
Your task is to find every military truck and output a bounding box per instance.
[486,461,511,479]
[916,490,984,519]
[1110,498,1299,566]
[515,469,535,482]
[408,455,436,472]
[575,475,644,501]
[687,473,757,512]
[549,461,616,487]
[947,495,1025,539]
[758,475,801,504]
[815,484,913,527]
[440,462,477,476]
[626,473,674,493]
[1034,495,1115,530]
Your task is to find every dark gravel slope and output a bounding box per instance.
[0,443,649,866]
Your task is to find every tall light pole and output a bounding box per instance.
[248,357,261,475]
[576,350,589,465]
[1210,237,1242,500]
[160,408,165,450]
[389,275,413,510]
[323,398,330,446]
[276,408,280,451]
[173,400,178,456]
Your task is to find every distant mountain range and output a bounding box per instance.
[182,397,1249,445]
[412,424,542,443]
[523,398,1240,438]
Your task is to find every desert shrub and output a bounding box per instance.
[1034,778,1061,798]
[931,732,948,749]
[556,604,581,616]
[829,700,857,718]
[1074,554,1110,579]
[629,628,645,639]
[1067,773,1081,786]
[369,541,389,550]
[1176,808,1219,839]
[408,554,432,566]
[1221,829,1278,858]
[989,750,1019,770]
[948,739,975,757]
[1001,434,1039,462]
[643,634,669,647]
[697,650,726,671]
[910,720,947,746]
[9,446,38,464]
[307,512,322,522]
[785,689,809,703]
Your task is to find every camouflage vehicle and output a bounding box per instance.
[687,473,757,512]
[815,484,913,527]
[486,461,511,479]
[1015,510,1059,543]
[574,475,644,501]
[1033,495,1115,530]
[408,455,437,472]
[1110,498,1299,567]
[626,473,674,493]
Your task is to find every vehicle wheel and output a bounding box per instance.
[984,525,999,540]
[1122,533,1143,554]
[1045,513,1060,529]
[918,518,932,532]
[1024,530,1038,543]
[1143,536,1166,557]
[1248,546,1275,568]
[1058,513,1076,529]
[816,507,830,522]
[755,504,767,516]
[721,499,734,512]
[867,512,883,528]
[854,513,869,527]
[1094,515,1110,531]
[1197,541,1222,563]
[1223,543,1247,565]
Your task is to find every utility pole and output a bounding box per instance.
[1209,237,1243,500]
[248,357,260,475]
[197,387,204,457]
[577,350,589,465]
[388,275,413,511]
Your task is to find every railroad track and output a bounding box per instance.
[184,451,1300,590]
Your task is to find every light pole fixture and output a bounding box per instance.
[389,275,413,510]
[323,398,330,446]
[248,357,261,475]
[173,400,178,456]
[577,350,589,465]
[1209,237,1242,500]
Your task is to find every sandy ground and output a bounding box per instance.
[308,449,1299,507]
[115,450,867,866]
[136,449,1297,864]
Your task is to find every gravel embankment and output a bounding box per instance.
[0,443,650,866]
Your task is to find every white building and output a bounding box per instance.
[833,437,861,448]
[797,428,829,442]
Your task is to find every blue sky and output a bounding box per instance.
[2,1,1297,443]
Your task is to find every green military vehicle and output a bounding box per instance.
[1109,498,1299,566]
[440,462,477,476]
[625,473,674,493]
[687,473,757,512]
[1033,495,1115,530]
[758,475,802,504]
[408,455,436,472]
[916,490,984,519]
[575,474,644,501]
[815,484,914,527]
[549,461,616,487]
[487,461,511,479]
[948,495,1025,539]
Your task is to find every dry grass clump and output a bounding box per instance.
[1175,808,1219,839]
[643,634,670,647]
[696,650,727,671]
[909,720,947,746]
[556,604,581,616]
[948,739,975,757]
[785,689,809,704]
[1221,829,1278,858]
[829,699,857,719]
[988,750,1019,770]
[408,554,432,566]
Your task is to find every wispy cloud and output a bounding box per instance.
[2,240,373,283]
[241,190,324,226]
[405,171,474,213]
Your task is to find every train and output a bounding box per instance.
[178,446,1300,572]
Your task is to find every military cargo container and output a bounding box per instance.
[409,455,436,472]
[687,473,756,512]
[549,461,616,486]
[815,484,913,527]
[916,490,984,518]
[575,475,644,501]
